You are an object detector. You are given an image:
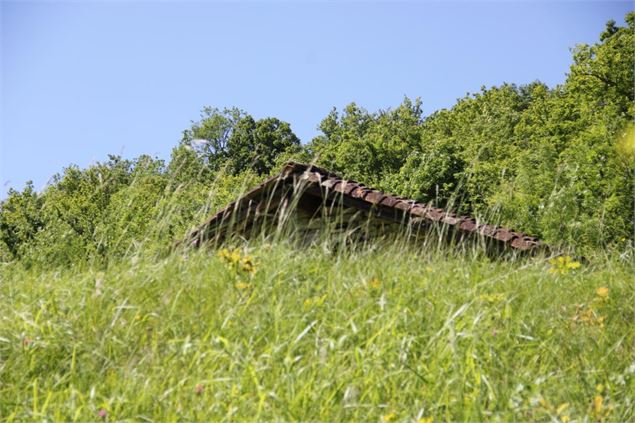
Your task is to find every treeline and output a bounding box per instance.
[1,13,633,266]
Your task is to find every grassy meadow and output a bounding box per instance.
[1,240,633,421]
[1,13,633,422]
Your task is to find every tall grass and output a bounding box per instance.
[1,166,634,421]
[1,235,633,421]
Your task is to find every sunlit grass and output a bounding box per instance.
[1,241,633,421]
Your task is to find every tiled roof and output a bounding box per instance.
[182,162,544,252]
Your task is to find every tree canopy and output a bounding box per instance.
[177,107,300,178]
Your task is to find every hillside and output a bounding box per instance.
[1,242,634,420]
[1,12,634,422]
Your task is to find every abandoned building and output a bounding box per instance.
[181,162,544,252]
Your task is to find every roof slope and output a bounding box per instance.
[182,162,544,251]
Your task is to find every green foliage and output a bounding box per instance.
[94,156,168,258]
[167,143,215,186]
[491,14,635,249]
[228,116,301,175]
[180,107,300,178]
[390,134,464,206]
[0,156,136,266]
[0,152,268,267]
[180,107,246,173]
[309,98,423,190]
[307,14,634,251]
[0,182,43,259]
[569,12,634,116]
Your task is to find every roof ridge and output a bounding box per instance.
[181,162,545,252]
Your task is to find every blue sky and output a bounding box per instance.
[1,1,632,198]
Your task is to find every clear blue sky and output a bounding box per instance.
[1,1,632,198]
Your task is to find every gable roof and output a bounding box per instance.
[181,162,544,252]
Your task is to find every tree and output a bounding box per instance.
[180,107,246,173]
[492,12,635,248]
[178,107,301,177]
[568,12,634,117]
[0,182,43,259]
[228,116,301,175]
[308,98,423,190]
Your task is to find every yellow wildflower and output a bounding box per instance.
[235,281,250,290]
[549,255,581,275]
[593,395,603,414]
[218,247,242,264]
[240,256,255,273]
[217,248,230,262]
[596,287,609,299]
[369,278,381,290]
[229,249,241,264]
[219,248,257,276]
[382,412,397,422]
[556,402,570,415]
[418,417,433,423]
[590,391,613,419]
[304,294,327,308]
[571,304,606,328]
